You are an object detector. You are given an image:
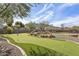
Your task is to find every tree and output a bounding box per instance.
[6,26,13,34]
[0,3,31,28]
[26,22,36,32]
[61,24,64,30]
[72,26,79,33]
[15,21,24,36]
[72,26,79,30]
[15,21,24,27]
[6,17,13,26]
[0,19,5,29]
[38,21,49,31]
[0,3,31,19]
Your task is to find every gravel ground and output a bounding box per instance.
[0,38,23,56]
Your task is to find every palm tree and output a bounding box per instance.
[6,17,13,27]
[0,3,31,26]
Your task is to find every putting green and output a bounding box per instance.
[3,33,79,56]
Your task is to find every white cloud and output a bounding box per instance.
[13,18,30,25]
[34,4,54,16]
[29,4,54,23]
[13,10,54,24]
[31,10,54,23]
[50,3,79,27]
[34,4,48,16]
[13,3,79,27]
[40,11,54,22]
[57,3,77,12]
[51,16,79,27]
[31,14,46,22]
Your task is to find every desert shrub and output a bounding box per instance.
[30,32,38,36]
[71,35,78,37]
[40,34,55,38]
[48,35,55,38]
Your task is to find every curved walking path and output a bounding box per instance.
[0,37,26,56]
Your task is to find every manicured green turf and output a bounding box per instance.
[1,34,64,56]
[2,33,79,56]
[16,43,65,56]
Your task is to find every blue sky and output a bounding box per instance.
[14,3,79,27]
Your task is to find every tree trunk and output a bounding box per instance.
[17,29,19,36]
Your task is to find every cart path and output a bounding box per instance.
[53,34,79,44]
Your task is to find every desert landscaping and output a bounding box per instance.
[0,3,79,56]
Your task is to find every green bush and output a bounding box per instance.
[6,26,13,34]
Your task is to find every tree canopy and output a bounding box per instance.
[0,3,31,28]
